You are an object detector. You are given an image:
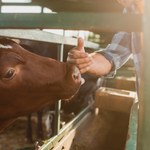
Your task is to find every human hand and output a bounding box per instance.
[67,37,93,74]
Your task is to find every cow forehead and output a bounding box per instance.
[0,44,12,49]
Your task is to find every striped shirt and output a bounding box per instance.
[98,4,142,93]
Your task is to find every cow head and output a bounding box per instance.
[0,38,82,123]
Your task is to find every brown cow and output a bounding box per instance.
[0,38,83,132]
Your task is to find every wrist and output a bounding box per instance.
[87,53,112,77]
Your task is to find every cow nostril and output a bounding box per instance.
[73,74,79,80]
[72,73,85,85]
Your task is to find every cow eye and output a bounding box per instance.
[4,68,15,80]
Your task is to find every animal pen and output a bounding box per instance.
[0,0,149,150]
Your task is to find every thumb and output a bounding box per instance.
[77,37,85,52]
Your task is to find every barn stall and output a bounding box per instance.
[0,0,149,150]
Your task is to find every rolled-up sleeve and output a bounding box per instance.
[97,32,132,77]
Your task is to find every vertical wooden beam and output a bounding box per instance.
[137,0,150,149]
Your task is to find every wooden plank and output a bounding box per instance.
[95,87,136,113]
[137,0,150,149]
[114,77,136,91]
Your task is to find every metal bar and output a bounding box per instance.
[32,0,122,12]
[0,13,142,32]
[54,100,61,135]
[41,103,93,150]
[57,30,65,62]
[0,3,36,5]
[0,29,99,49]
[126,103,138,150]
[57,44,64,62]
[137,0,150,149]
[54,31,65,135]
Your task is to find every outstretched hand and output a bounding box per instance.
[67,37,92,74]
[67,37,112,76]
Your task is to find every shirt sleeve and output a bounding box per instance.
[96,32,132,78]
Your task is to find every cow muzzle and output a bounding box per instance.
[72,66,85,85]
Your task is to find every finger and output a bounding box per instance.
[67,56,92,65]
[77,37,85,52]
[79,66,90,74]
[78,61,92,70]
[67,56,74,63]
[68,51,88,59]
[76,56,92,65]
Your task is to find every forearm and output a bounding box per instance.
[87,52,112,77]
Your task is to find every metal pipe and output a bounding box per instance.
[41,103,93,150]
[54,30,65,135]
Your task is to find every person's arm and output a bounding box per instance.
[67,38,112,77]
[67,32,132,77]
[99,32,132,73]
